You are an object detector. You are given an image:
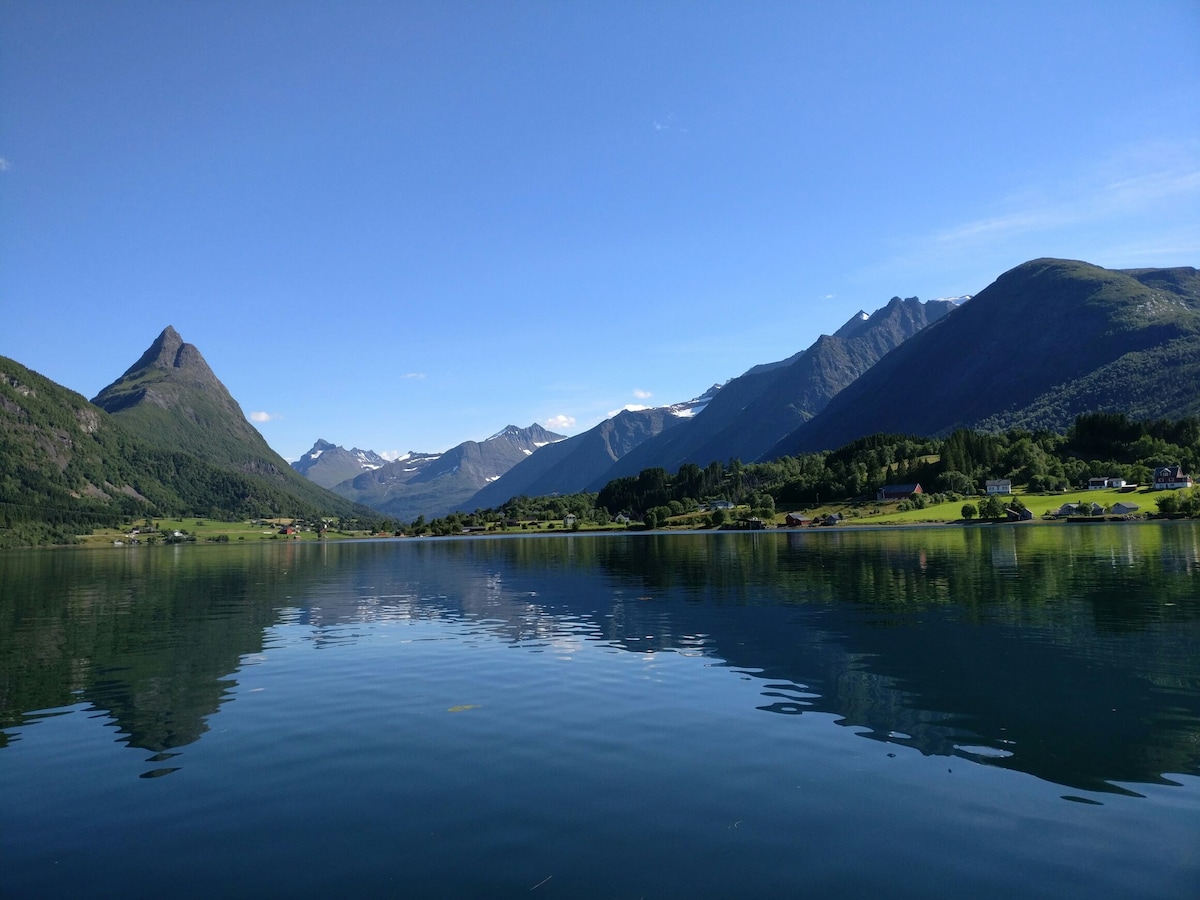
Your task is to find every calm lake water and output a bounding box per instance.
[2,525,1198,898]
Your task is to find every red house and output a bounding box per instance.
[1154,466,1192,490]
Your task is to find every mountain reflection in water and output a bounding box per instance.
[3,525,1198,798]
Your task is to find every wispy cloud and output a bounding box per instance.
[249,411,282,423]
[934,142,1200,249]
[545,414,576,430]
[401,372,425,380]
[860,140,1200,294]
[633,388,653,400]
[0,157,10,173]
[653,113,688,134]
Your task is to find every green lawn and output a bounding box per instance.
[79,516,379,546]
[792,485,1159,526]
[75,485,1167,546]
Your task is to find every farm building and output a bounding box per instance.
[876,483,923,501]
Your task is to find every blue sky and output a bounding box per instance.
[3,1,1199,460]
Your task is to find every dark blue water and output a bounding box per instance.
[2,526,1198,897]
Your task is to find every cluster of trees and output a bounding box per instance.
[1156,488,1200,517]
[961,496,1027,520]
[400,493,608,536]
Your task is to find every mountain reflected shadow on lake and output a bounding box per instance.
[0,543,293,755]
[466,526,1200,795]
[2,525,1198,795]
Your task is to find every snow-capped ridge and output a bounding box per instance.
[657,383,723,419]
[486,424,525,441]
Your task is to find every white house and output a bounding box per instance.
[986,479,1012,495]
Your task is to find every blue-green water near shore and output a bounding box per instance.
[2,525,1198,898]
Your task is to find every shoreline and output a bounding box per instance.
[11,512,1194,551]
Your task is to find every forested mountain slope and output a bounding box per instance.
[91,326,354,513]
[1,354,364,546]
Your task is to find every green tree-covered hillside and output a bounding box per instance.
[1,354,370,547]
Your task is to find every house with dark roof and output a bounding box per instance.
[1153,466,1192,490]
[876,483,922,501]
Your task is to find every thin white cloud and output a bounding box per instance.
[401,372,425,380]
[846,139,1200,295]
[935,209,1069,245]
[653,113,688,134]
[379,450,406,461]
[249,411,282,423]
[545,414,576,430]
[0,157,10,172]
[633,388,653,400]
[935,142,1200,249]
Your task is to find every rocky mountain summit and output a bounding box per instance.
[292,439,389,489]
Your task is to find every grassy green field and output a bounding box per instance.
[778,486,1158,526]
[78,517,382,547]
[73,485,1168,547]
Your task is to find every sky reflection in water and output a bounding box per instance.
[2,526,1198,897]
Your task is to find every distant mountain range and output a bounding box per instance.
[463,388,721,511]
[319,424,567,522]
[292,439,389,489]
[292,291,962,514]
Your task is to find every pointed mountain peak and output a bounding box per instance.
[119,325,217,382]
[831,309,872,339]
[93,326,230,419]
[486,423,566,444]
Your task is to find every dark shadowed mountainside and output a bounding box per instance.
[768,259,1200,457]
[464,406,691,510]
[595,295,956,484]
